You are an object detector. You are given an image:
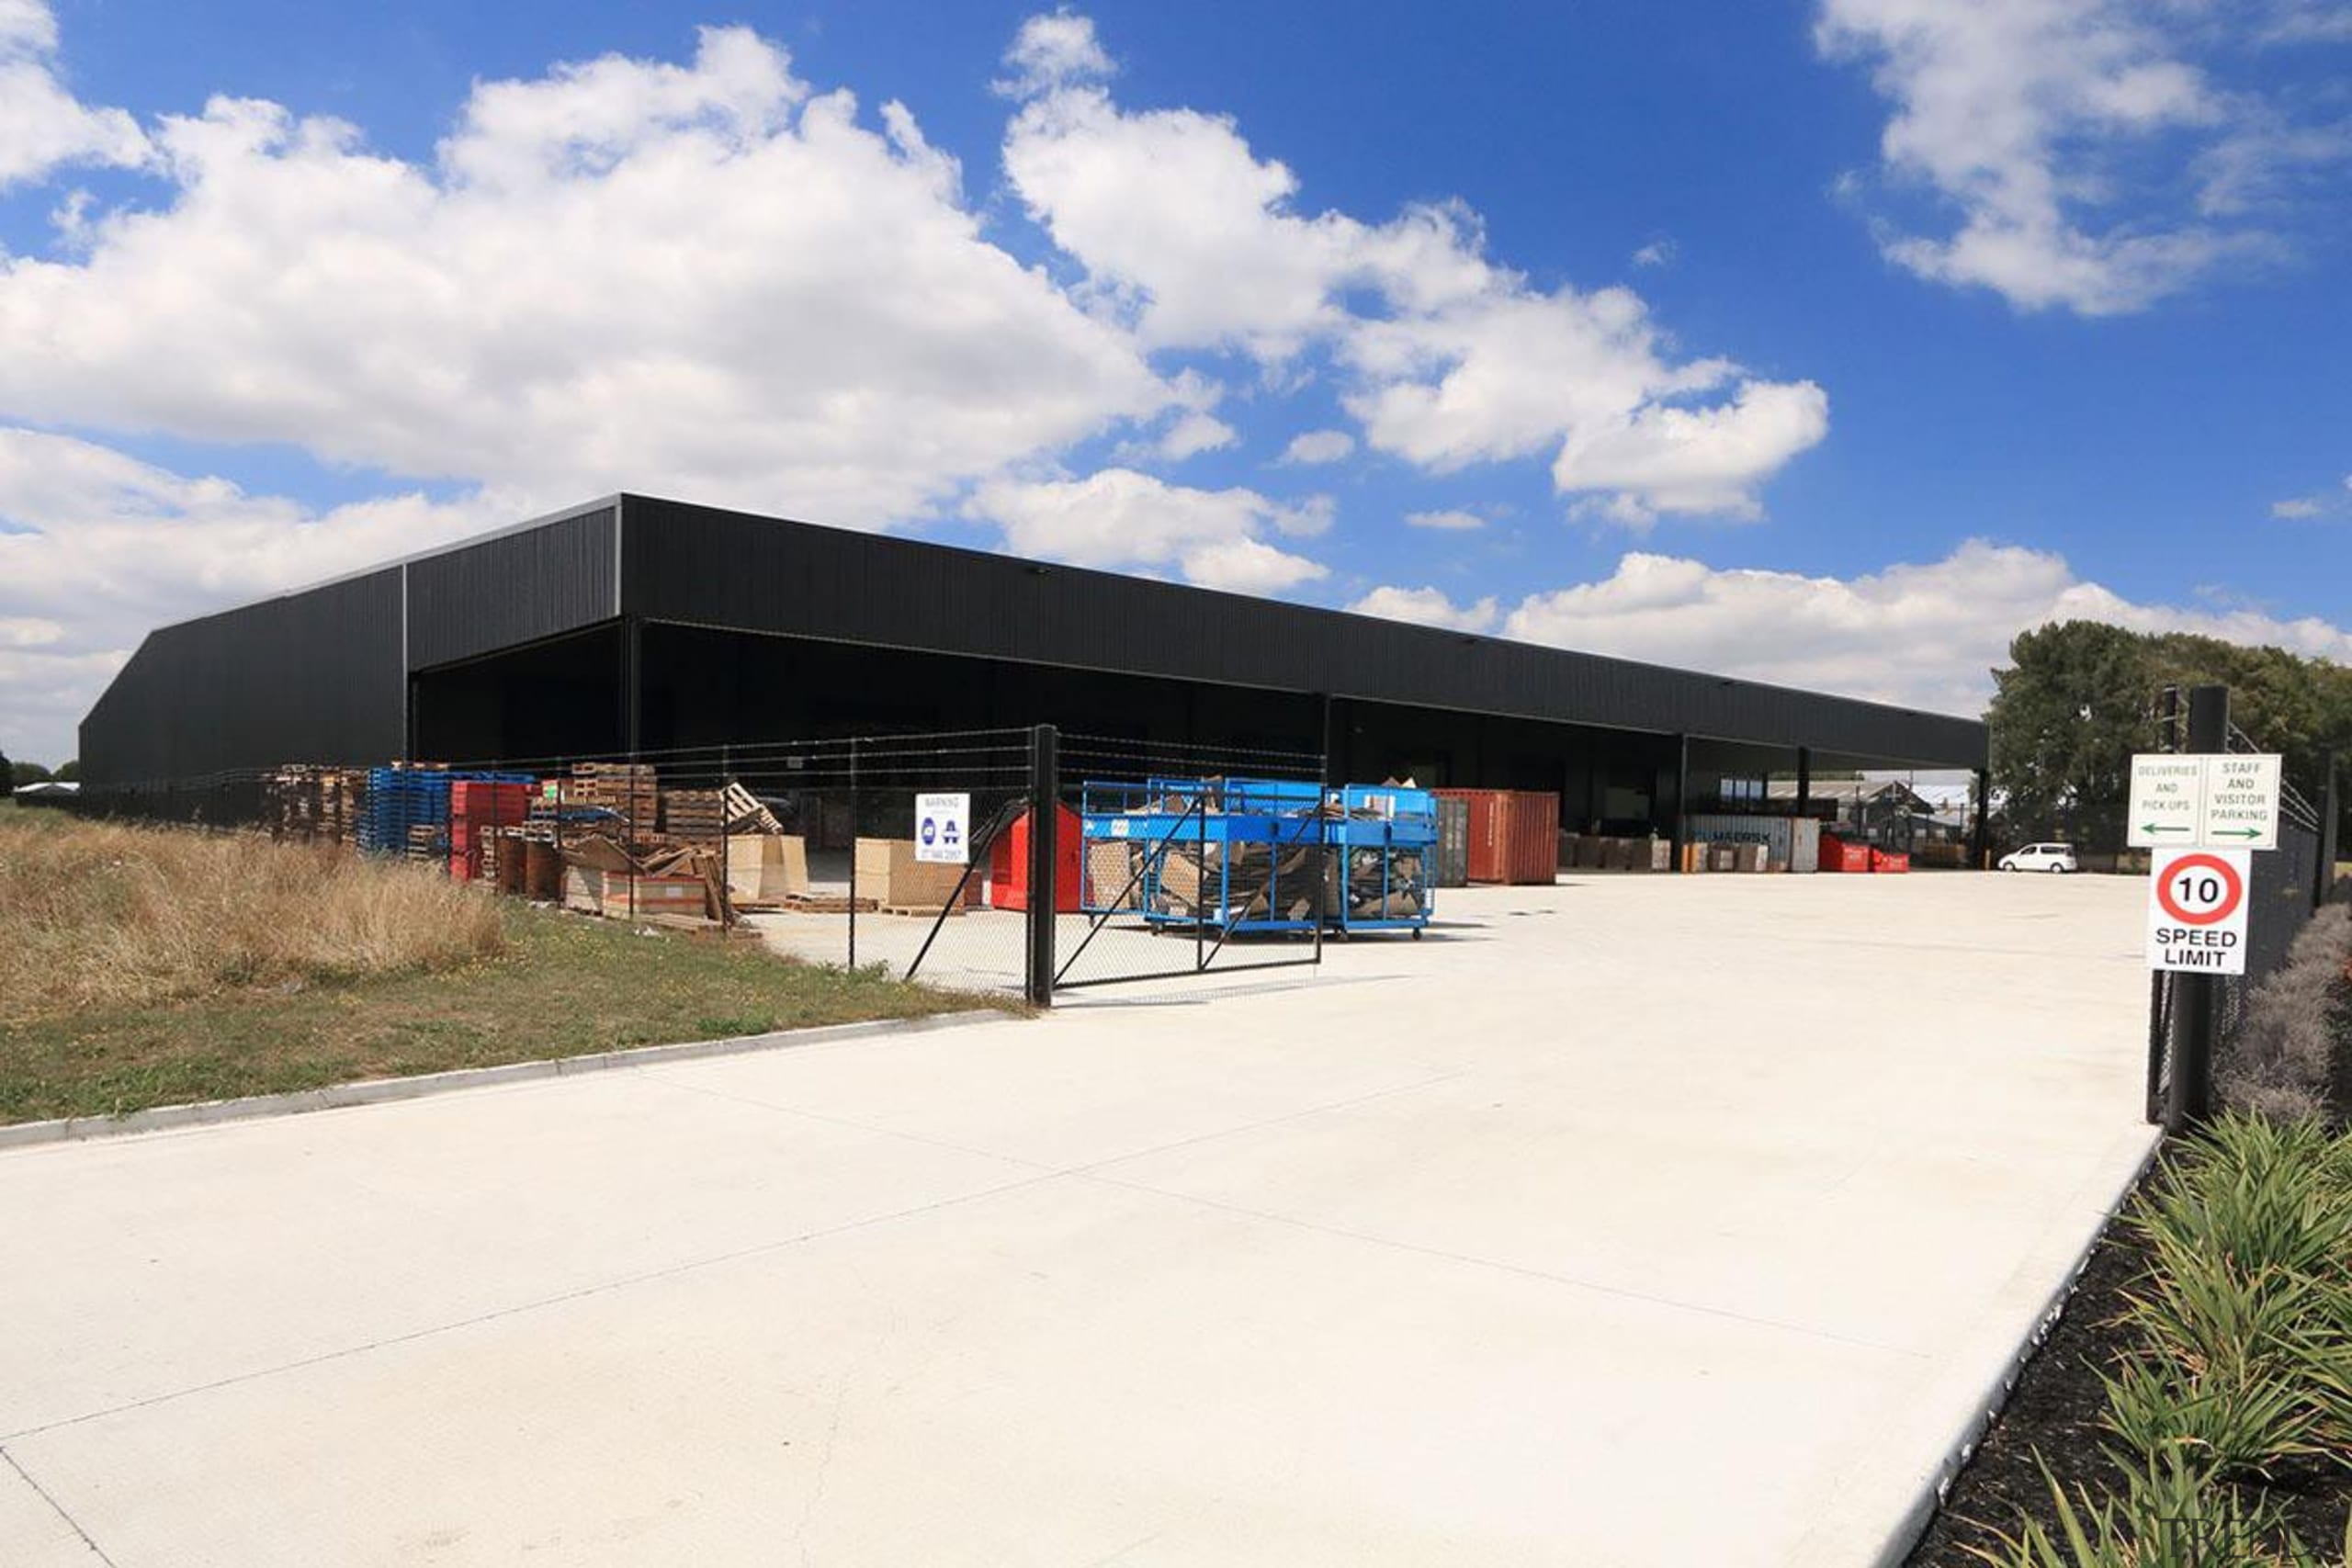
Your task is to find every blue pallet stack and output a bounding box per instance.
[359,768,535,861]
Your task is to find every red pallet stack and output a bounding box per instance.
[449,780,534,882]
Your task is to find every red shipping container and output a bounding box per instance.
[1435,788,1559,885]
[1871,848,1910,874]
[1817,832,1871,874]
[988,803,1083,912]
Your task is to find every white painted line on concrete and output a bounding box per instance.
[0,1008,1015,1153]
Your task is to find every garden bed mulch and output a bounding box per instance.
[1905,1140,2351,1566]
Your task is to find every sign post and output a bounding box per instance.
[2162,687,2235,1130]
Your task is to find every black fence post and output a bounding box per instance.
[1025,724,1058,1008]
[2165,683,2228,1134]
[847,736,860,971]
[2319,753,2340,908]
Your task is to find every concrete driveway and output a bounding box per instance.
[0,872,2155,1567]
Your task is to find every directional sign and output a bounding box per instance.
[2147,847,2249,975]
[2125,752,2281,850]
[914,792,970,865]
[2126,755,2204,848]
[2200,753,2280,852]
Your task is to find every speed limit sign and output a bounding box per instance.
[2147,847,2250,974]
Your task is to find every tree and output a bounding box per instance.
[1986,622,2156,850]
[51,760,79,783]
[1987,620,2352,852]
[0,749,12,794]
[7,758,49,790]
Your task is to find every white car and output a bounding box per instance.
[1998,842,2078,874]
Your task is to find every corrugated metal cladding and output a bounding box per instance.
[620,496,1987,769]
[80,568,405,784]
[406,505,616,670]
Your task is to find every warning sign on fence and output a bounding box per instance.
[2146,846,2250,975]
[915,792,970,864]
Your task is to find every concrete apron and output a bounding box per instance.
[0,874,2154,1566]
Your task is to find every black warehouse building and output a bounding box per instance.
[79,493,1990,848]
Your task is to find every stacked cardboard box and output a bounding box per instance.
[854,838,972,909]
[726,835,809,905]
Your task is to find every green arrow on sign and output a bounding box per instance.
[2141,822,2190,835]
[2212,827,2264,840]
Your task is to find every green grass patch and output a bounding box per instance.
[0,904,1011,1125]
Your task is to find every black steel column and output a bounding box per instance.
[2165,683,2228,1133]
[621,615,643,759]
[1971,768,1992,869]
[1794,746,1811,818]
[1025,724,1058,1008]
[1668,733,1690,873]
[1319,694,1340,788]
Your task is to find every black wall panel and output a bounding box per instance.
[80,567,405,785]
[406,506,616,671]
[621,496,1987,768]
[76,491,1989,793]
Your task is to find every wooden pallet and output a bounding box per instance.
[724,781,784,835]
[774,892,878,915]
[876,903,964,918]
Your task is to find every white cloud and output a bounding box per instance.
[1346,585,1499,634]
[0,427,507,761]
[1342,541,2352,717]
[1815,0,2332,314]
[2271,496,2324,519]
[965,468,1328,592]
[1404,508,1484,531]
[1004,58,1826,520]
[1631,239,1675,268]
[0,27,1174,529]
[996,10,1114,98]
[1278,428,1354,466]
[1154,410,1238,461]
[0,0,149,188]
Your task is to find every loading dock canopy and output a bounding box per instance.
[78,493,1987,789]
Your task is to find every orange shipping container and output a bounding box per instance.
[1435,788,1559,885]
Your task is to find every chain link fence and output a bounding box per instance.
[68,724,1374,1005]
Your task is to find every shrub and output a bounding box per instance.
[1966,1451,2333,1567]
[2220,905,2352,1123]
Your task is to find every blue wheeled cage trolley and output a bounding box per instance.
[1322,783,1438,938]
[1076,775,1433,937]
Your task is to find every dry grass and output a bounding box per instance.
[2219,902,2352,1123]
[0,808,506,1024]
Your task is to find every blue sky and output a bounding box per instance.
[1,0,2347,761]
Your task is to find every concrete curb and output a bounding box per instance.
[1860,1130,2167,1568]
[0,1009,1014,1153]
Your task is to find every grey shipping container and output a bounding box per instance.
[1435,795,1471,887]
